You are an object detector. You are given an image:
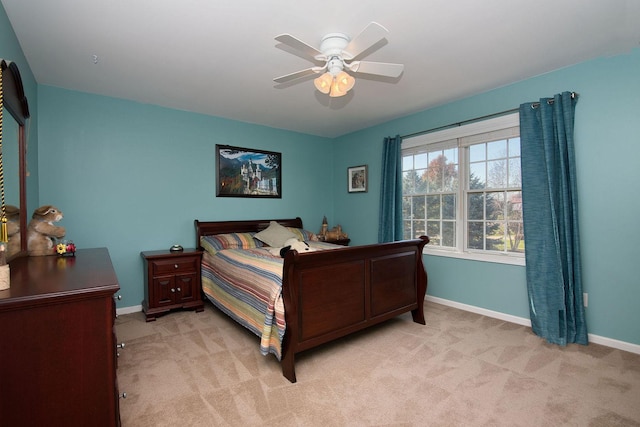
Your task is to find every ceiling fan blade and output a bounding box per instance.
[274,67,324,83]
[343,22,389,59]
[275,34,325,60]
[349,61,404,78]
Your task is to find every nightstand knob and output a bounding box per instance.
[120,392,127,399]
[171,288,175,293]
[114,294,122,300]
[117,342,125,349]
[177,287,181,292]
[174,264,178,269]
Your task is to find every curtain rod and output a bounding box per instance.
[401,92,577,140]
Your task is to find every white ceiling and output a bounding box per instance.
[2,0,639,138]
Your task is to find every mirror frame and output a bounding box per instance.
[1,59,30,260]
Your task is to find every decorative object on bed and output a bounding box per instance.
[348,164,367,193]
[216,144,281,198]
[278,238,318,257]
[254,220,297,247]
[26,205,66,256]
[195,217,429,383]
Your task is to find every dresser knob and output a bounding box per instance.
[114,294,122,300]
[174,264,178,269]
[117,352,120,358]
[120,392,127,399]
[171,288,175,293]
[117,342,125,349]
[177,287,181,292]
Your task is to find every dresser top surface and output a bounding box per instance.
[0,248,120,308]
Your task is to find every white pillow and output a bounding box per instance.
[254,221,297,247]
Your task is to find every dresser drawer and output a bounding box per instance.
[151,257,199,275]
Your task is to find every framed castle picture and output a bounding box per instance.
[216,145,282,198]
[348,165,367,193]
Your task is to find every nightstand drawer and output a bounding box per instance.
[151,257,199,275]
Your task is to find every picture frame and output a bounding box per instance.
[348,165,367,193]
[216,144,282,198]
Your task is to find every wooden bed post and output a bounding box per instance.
[280,250,299,383]
[411,235,430,325]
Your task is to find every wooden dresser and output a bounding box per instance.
[0,248,122,427]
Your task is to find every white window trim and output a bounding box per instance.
[404,112,526,266]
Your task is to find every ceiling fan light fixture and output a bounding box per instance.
[335,71,355,93]
[313,72,332,94]
[329,78,347,97]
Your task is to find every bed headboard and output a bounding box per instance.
[194,217,304,249]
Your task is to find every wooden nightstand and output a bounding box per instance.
[324,238,350,246]
[141,249,204,321]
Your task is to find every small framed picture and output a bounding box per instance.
[348,165,367,193]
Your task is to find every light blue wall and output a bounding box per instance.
[37,87,334,306]
[334,48,640,346]
[2,1,638,347]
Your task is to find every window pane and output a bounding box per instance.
[442,221,455,247]
[426,195,440,219]
[444,163,458,191]
[443,147,458,164]
[486,222,504,251]
[403,220,412,239]
[468,193,484,220]
[487,139,507,160]
[416,169,428,193]
[427,221,440,244]
[508,158,521,187]
[414,196,426,219]
[413,220,426,238]
[487,159,507,188]
[427,165,442,192]
[509,137,521,157]
[507,191,522,220]
[507,222,524,253]
[402,196,411,219]
[442,194,456,219]
[469,144,485,162]
[403,171,416,194]
[486,192,504,220]
[469,162,485,189]
[414,153,428,169]
[468,221,483,249]
[402,155,413,171]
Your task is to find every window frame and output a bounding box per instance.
[402,112,525,266]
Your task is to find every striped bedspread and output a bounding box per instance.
[201,242,339,359]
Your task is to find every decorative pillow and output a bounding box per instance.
[287,227,319,242]
[254,221,298,247]
[200,232,263,254]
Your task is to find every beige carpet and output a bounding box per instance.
[115,301,640,426]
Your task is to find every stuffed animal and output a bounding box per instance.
[27,205,66,256]
[278,237,317,257]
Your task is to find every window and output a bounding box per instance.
[402,113,524,265]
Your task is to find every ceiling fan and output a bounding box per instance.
[274,22,404,98]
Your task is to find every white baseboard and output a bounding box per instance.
[116,298,640,355]
[117,304,142,316]
[425,295,640,355]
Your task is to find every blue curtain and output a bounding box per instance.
[519,92,587,346]
[378,135,403,243]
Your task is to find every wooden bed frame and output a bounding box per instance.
[194,217,429,383]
